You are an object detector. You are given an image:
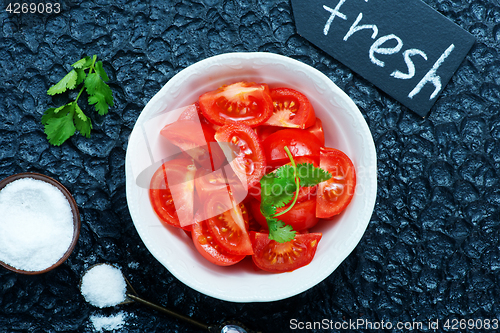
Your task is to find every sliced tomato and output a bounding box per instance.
[250,232,322,273]
[192,219,245,266]
[194,168,229,204]
[250,198,319,232]
[149,159,197,230]
[263,87,316,129]
[160,120,225,170]
[177,102,219,130]
[316,147,356,218]
[199,82,273,127]
[262,129,322,167]
[205,194,253,255]
[255,125,279,142]
[215,122,267,189]
[306,117,325,146]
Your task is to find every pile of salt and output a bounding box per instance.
[80,264,127,308]
[0,178,74,272]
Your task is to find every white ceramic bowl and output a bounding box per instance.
[125,52,377,302]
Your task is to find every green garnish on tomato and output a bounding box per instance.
[260,146,332,243]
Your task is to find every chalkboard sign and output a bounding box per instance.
[291,0,475,117]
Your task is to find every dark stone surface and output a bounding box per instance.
[0,0,499,332]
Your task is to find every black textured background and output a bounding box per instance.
[1,1,500,332]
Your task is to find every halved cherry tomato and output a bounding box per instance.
[178,102,219,131]
[192,218,245,266]
[205,194,253,255]
[215,122,267,189]
[316,147,356,218]
[149,159,197,230]
[306,117,325,146]
[250,198,319,232]
[199,82,273,127]
[160,120,225,171]
[263,87,316,129]
[250,232,322,273]
[262,129,322,167]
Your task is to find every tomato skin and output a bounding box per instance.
[178,102,220,131]
[250,198,319,232]
[205,194,253,255]
[262,129,322,167]
[215,122,267,189]
[149,159,197,231]
[250,232,322,273]
[199,82,274,127]
[316,147,356,218]
[160,120,224,170]
[192,219,246,266]
[307,117,325,146]
[263,87,316,129]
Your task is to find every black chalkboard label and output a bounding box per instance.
[291,0,475,117]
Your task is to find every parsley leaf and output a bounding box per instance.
[296,162,332,187]
[43,103,76,146]
[85,72,113,115]
[266,217,296,243]
[42,55,113,146]
[259,147,332,243]
[47,69,78,95]
[260,173,295,208]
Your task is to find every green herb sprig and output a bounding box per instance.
[260,146,332,243]
[42,55,114,146]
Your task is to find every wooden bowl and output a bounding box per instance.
[0,172,81,275]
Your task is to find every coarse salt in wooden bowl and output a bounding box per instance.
[0,172,81,275]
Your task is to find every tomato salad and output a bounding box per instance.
[149,82,356,273]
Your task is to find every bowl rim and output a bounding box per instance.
[125,51,377,302]
[0,172,81,275]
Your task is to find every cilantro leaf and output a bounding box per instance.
[43,55,113,145]
[94,61,109,82]
[75,68,86,86]
[260,173,295,208]
[275,164,295,181]
[296,162,332,187]
[43,103,76,146]
[73,103,92,138]
[260,200,276,217]
[47,69,78,95]
[85,72,114,115]
[266,217,296,243]
[72,56,93,69]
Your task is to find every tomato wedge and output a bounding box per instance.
[250,232,322,273]
[250,198,319,232]
[215,122,267,189]
[205,194,253,255]
[263,87,316,129]
[177,102,219,130]
[192,218,245,266]
[306,117,325,146]
[199,82,273,127]
[160,120,225,170]
[316,147,356,218]
[262,128,322,167]
[149,159,197,230]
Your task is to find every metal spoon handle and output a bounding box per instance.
[126,293,209,331]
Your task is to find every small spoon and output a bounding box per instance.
[81,264,260,333]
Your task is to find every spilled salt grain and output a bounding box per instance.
[81,264,127,308]
[90,312,126,332]
[0,178,74,272]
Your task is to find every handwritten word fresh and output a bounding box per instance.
[290,0,475,116]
